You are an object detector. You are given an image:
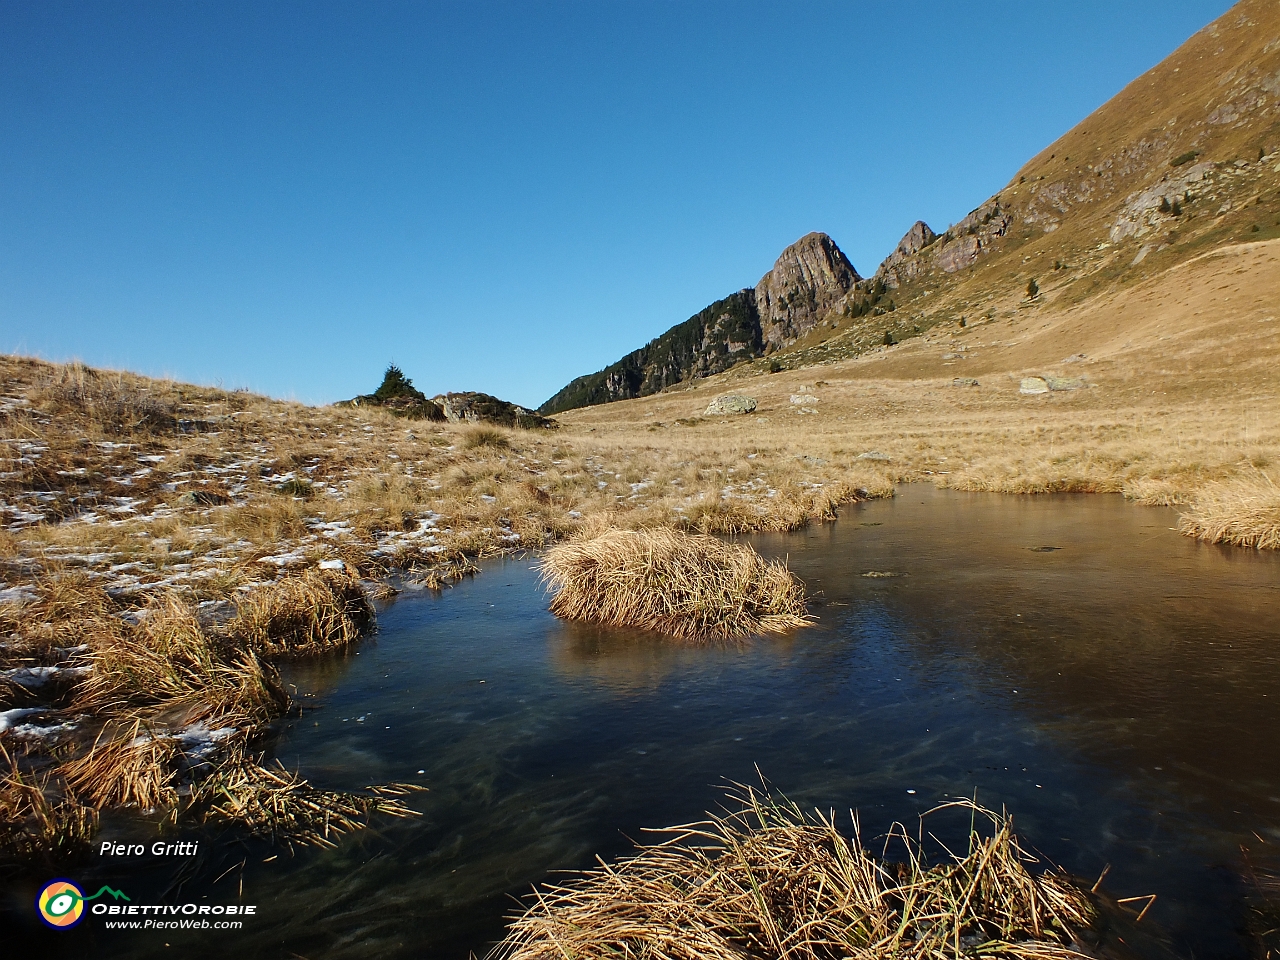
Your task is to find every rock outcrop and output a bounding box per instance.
[434,392,556,429]
[339,367,553,428]
[754,232,861,348]
[874,221,938,289]
[338,365,445,421]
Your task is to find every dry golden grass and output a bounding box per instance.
[61,721,183,811]
[226,569,373,656]
[77,591,288,725]
[1179,474,1280,550]
[491,790,1096,960]
[539,529,809,641]
[30,360,181,437]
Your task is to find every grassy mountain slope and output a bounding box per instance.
[776,0,1280,368]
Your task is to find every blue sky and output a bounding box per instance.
[1,1,1235,408]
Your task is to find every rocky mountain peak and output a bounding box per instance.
[893,221,938,260]
[754,232,862,347]
[874,221,938,289]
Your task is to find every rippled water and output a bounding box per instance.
[10,486,1280,958]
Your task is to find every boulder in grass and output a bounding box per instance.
[704,395,758,416]
[1045,376,1087,391]
[1021,375,1087,395]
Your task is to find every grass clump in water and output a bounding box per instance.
[538,528,809,641]
[1179,474,1280,549]
[491,790,1100,960]
[227,569,373,656]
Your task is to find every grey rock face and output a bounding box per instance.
[1109,161,1213,243]
[704,395,758,416]
[1020,377,1050,395]
[754,232,861,348]
[873,199,1013,288]
[875,221,937,288]
[952,377,980,387]
[540,233,861,414]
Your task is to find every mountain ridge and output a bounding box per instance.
[539,231,865,414]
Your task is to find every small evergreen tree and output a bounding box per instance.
[372,364,425,402]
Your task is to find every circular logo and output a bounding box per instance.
[37,879,85,929]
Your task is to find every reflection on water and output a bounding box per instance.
[11,486,1280,959]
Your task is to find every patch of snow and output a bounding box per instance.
[0,708,45,733]
[0,584,38,605]
[2,665,91,688]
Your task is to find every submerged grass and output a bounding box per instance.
[0,745,98,864]
[539,528,809,641]
[197,742,423,850]
[491,790,1097,960]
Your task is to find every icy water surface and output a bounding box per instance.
[9,486,1280,958]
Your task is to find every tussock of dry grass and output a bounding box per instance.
[77,592,288,724]
[1121,477,1190,506]
[1179,475,1280,549]
[227,569,373,656]
[491,790,1096,960]
[32,361,179,437]
[539,529,809,641]
[463,425,511,449]
[0,570,399,856]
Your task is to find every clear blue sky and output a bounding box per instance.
[1,0,1236,408]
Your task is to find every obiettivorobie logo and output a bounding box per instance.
[36,878,257,931]
[37,879,129,929]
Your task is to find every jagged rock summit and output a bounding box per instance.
[755,232,861,348]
